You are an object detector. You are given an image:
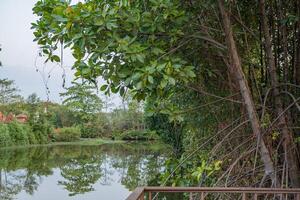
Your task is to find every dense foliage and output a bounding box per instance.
[0,122,48,147]
[32,0,300,189]
[113,130,159,140]
[0,79,150,147]
[53,126,81,142]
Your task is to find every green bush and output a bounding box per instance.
[81,123,105,138]
[7,121,29,146]
[27,130,38,144]
[80,124,97,138]
[31,121,53,144]
[0,123,12,146]
[19,124,38,145]
[53,127,81,142]
[35,131,48,144]
[113,130,159,140]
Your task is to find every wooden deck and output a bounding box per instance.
[126,187,300,200]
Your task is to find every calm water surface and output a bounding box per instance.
[0,142,169,200]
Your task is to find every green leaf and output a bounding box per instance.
[100,85,108,91]
[52,55,60,62]
[168,77,176,85]
[120,87,125,96]
[81,68,91,75]
[94,18,104,26]
[136,54,145,63]
[51,14,68,22]
[160,79,168,88]
[136,81,143,90]
[148,75,154,84]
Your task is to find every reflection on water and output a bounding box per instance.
[0,142,169,200]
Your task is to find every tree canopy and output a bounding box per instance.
[32,0,300,188]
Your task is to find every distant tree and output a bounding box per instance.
[0,44,2,66]
[60,82,103,122]
[0,79,22,104]
[26,93,40,105]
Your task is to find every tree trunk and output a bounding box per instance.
[296,41,300,85]
[295,2,300,85]
[259,0,300,188]
[277,0,289,87]
[218,0,280,187]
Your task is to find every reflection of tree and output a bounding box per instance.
[58,155,103,196]
[23,173,39,195]
[0,142,169,199]
[0,170,25,200]
[119,154,165,190]
[108,143,167,191]
[99,154,113,185]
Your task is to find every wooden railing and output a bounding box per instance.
[126,187,300,200]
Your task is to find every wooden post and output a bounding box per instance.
[189,192,193,200]
[200,192,205,200]
[148,192,152,200]
[140,192,144,200]
[242,193,247,200]
[253,193,258,200]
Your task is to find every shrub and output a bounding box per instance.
[7,121,29,146]
[31,121,53,144]
[113,130,159,140]
[53,127,81,142]
[0,123,12,146]
[21,123,32,143]
[27,128,38,144]
[80,124,96,138]
[81,123,104,138]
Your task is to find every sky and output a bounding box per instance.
[0,0,121,107]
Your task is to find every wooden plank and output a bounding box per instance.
[126,187,144,200]
[143,187,300,194]
[126,187,300,200]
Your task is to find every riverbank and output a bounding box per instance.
[0,138,170,151]
[0,138,124,150]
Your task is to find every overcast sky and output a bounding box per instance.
[0,0,121,107]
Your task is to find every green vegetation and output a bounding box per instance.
[8,121,29,145]
[1,0,300,197]
[0,79,149,148]
[0,121,51,147]
[31,0,300,189]
[53,126,81,142]
[0,124,12,146]
[113,130,159,141]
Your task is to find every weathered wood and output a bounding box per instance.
[253,193,258,200]
[143,187,300,194]
[189,192,193,200]
[200,192,205,200]
[242,193,247,200]
[126,187,300,200]
[126,187,144,200]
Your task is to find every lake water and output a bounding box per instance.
[0,142,169,200]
